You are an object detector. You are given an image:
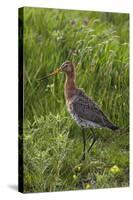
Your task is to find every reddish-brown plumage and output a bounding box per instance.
[64,70,77,102]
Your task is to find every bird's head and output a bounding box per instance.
[39,61,74,80]
[61,61,74,73]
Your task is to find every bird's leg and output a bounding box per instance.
[87,128,97,153]
[81,128,86,161]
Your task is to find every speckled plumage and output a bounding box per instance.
[67,89,118,130]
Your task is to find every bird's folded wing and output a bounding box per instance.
[72,91,110,127]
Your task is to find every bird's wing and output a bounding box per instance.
[71,90,111,127]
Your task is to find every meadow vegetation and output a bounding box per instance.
[21,7,129,192]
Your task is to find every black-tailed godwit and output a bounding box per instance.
[40,61,119,160]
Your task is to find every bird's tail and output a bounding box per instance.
[110,124,119,131]
[108,123,129,132]
[107,123,119,131]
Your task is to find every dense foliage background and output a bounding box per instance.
[21,7,129,192]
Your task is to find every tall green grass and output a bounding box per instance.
[22,7,129,192]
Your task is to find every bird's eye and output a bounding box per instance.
[61,61,70,68]
[62,64,67,69]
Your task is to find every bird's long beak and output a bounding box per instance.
[38,67,62,80]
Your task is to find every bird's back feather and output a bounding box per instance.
[69,89,118,130]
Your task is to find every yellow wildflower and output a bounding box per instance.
[73,174,77,180]
[85,183,91,189]
[77,166,81,172]
[110,165,121,174]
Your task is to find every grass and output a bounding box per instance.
[21,7,129,192]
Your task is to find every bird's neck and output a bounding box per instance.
[65,71,77,101]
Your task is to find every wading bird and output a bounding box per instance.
[39,61,119,160]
